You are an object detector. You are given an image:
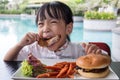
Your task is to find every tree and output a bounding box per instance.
[0,0,8,10]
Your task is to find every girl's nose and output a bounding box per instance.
[42,25,50,33]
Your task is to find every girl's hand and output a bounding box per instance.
[18,32,39,47]
[82,43,102,54]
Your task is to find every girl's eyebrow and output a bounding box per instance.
[37,21,43,24]
[50,19,58,21]
[38,17,60,22]
[49,18,60,21]
[38,20,44,22]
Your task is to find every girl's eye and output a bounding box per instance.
[38,22,43,25]
[38,22,43,27]
[51,20,58,24]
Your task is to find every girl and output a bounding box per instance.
[4,1,102,61]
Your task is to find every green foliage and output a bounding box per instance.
[103,0,111,4]
[0,0,29,14]
[66,0,84,16]
[74,11,84,16]
[0,10,22,14]
[0,0,9,10]
[75,0,85,4]
[84,11,116,20]
[19,0,28,10]
[23,8,32,14]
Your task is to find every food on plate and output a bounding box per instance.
[36,72,59,78]
[38,35,61,47]
[37,61,76,78]
[21,60,33,76]
[21,53,47,77]
[76,53,111,78]
[21,54,76,78]
[56,64,69,78]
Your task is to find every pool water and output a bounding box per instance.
[0,16,112,59]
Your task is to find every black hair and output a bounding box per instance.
[36,1,73,41]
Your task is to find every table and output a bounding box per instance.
[0,61,120,80]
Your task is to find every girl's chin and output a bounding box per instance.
[47,47,58,51]
[47,45,58,51]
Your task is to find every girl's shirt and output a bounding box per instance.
[16,41,85,61]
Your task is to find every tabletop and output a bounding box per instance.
[0,60,120,80]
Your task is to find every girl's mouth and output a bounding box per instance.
[38,35,61,47]
[46,35,61,47]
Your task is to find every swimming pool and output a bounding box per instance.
[0,16,112,59]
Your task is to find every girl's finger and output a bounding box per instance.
[87,44,98,54]
[28,32,36,40]
[36,34,40,41]
[26,33,34,41]
[81,43,86,48]
[91,49,96,53]
[33,33,40,41]
[86,44,93,53]
[96,49,102,54]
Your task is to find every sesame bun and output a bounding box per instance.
[76,53,111,78]
[76,53,111,69]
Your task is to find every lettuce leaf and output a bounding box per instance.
[21,60,33,77]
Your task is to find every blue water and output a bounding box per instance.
[0,16,84,42]
[0,16,112,59]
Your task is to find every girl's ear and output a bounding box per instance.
[66,22,73,35]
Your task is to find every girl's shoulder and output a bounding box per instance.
[28,41,41,48]
[68,42,83,48]
[69,42,82,46]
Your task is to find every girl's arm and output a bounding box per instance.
[3,32,39,61]
[3,43,24,61]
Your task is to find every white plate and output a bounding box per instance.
[11,59,119,80]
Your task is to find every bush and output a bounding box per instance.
[0,10,22,14]
[84,11,116,20]
[23,8,32,14]
[73,11,84,16]
[66,0,84,16]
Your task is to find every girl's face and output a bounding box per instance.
[37,14,73,51]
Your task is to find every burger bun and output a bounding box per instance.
[76,53,111,78]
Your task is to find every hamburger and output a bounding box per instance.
[76,53,111,78]
[38,35,61,47]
